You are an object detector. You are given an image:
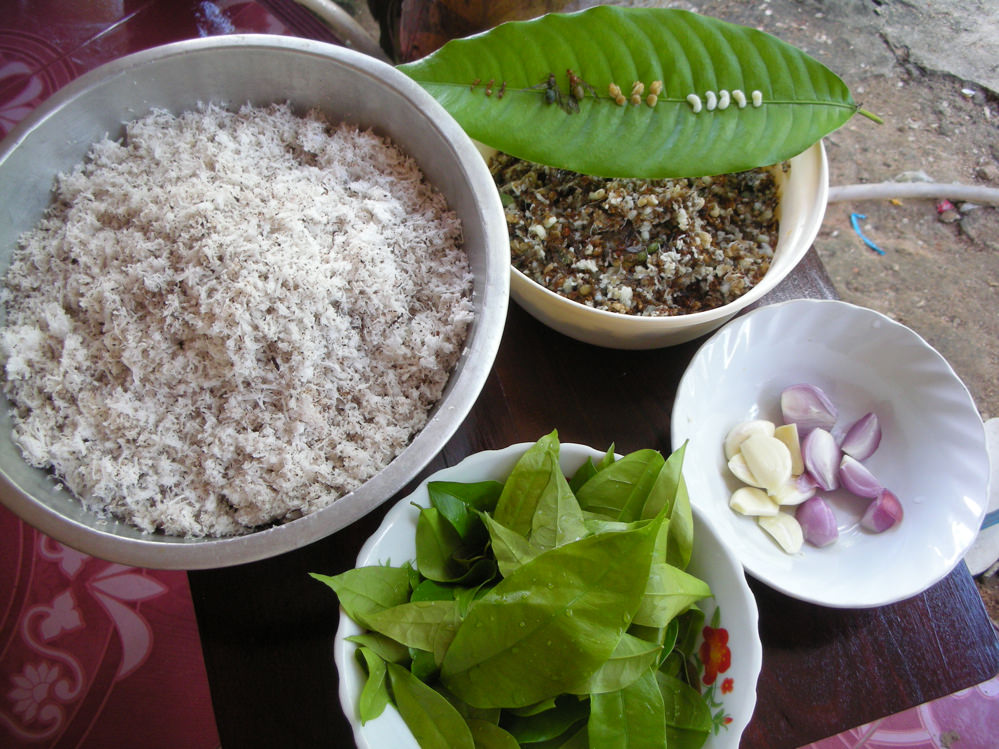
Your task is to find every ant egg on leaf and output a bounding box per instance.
[732,89,747,108]
[631,81,645,96]
[686,93,703,113]
[615,93,627,106]
[646,93,658,107]
[705,91,718,110]
[752,90,763,107]
[649,80,663,96]
[608,82,622,97]
[718,90,731,109]
[630,93,642,106]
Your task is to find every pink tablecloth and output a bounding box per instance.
[1,505,219,748]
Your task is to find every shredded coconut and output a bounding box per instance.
[1,103,473,537]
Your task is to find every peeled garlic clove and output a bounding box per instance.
[774,423,804,476]
[730,486,780,516]
[841,412,882,461]
[801,428,841,491]
[781,383,837,433]
[724,419,776,460]
[772,473,818,506]
[739,434,792,494]
[758,512,804,554]
[728,453,764,488]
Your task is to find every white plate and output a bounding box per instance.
[671,299,990,608]
[334,442,762,748]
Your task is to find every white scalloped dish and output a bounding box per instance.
[334,443,762,749]
[671,299,990,608]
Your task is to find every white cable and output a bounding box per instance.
[828,182,999,205]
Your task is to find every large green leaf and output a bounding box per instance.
[588,669,667,749]
[440,518,661,708]
[398,5,877,177]
[386,661,476,749]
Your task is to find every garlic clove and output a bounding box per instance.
[724,419,776,460]
[758,512,804,554]
[772,473,817,506]
[730,486,780,516]
[774,423,804,476]
[739,434,793,494]
[728,453,765,488]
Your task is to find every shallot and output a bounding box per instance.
[795,496,839,547]
[839,455,883,499]
[801,428,840,491]
[861,489,904,532]
[780,384,837,432]
[841,412,882,461]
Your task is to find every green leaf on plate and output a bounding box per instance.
[345,632,411,664]
[492,430,562,537]
[386,661,476,749]
[466,717,522,749]
[428,480,503,543]
[574,449,664,519]
[632,563,712,628]
[656,672,713,749]
[440,518,661,708]
[500,694,589,743]
[642,442,694,569]
[365,600,461,663]
[398,6,878,178]
[573,632,661,695]
[482,512,544,578]
[588,668,667,749]
[309,567,411,630]
[355,646,391,723]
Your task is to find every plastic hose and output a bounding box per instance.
[828,182,999,205]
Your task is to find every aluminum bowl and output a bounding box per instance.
[506,142,828,349]
[0,35,509,569]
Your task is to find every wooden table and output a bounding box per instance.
[188,250,999,747]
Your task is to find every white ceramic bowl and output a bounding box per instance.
[334,442,762,748]
[0,36,510,569]
[671,299,990,608]
[507,142,828,349]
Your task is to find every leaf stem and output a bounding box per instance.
[857,108,884,124]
